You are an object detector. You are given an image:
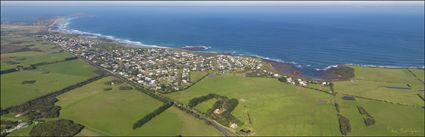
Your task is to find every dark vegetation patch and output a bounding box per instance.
[103,87,113,91]
[133,102,173,129]
[342,96,356,100]
[29,119,84,137]
[188,93,223,108]
[8,97,60,121]
[384,86,411,90]
[334,103,340,113]
[266,59,301,77]
[245,70,269,77]
[21,80,36,84]
[357,106,375,126]
[417,94,425,101]
[320,65,355,80]
[118,85,133,90]
[337,114,351,135]
[0,120,19,136]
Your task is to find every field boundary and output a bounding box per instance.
[338,93,423,108]
[1,72,108,114]
[406,68,425,84]
[0,56,78,75]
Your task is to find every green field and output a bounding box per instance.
[194,98,218,114]
[57,76,221,136]
[1,51,73,71]
[336,95,424,136]
[1,32,73,71]
[0,59,98,108]
[190,71,209,82]
[334,66,424,106]
[167,73,341,136]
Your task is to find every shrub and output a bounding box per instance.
[118,85,133,90]
[357,106,375,126]
[29,119,84,137]
[338,114,351,135]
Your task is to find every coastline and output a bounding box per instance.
[48,16,424,79]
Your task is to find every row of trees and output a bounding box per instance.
[188,94,221,108]
[2,74,107,120]
[357,106,375,126]
[133,102,173,129]
[29,119,84,137]
[0,56,78,75]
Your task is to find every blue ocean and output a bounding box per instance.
[2,2,424,75]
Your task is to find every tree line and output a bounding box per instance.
[357,106,375,126]
[1,74,107,119]
[0,56,78,75]
[188,93,222,108]
[133,102,173,129]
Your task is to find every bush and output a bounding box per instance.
[118,85,133,90]
[29,119,84,137]
[338,114,351,135]
[278,77,287,82]
[357,106,375,126]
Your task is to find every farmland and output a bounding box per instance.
[57,76,221,136]
[333,66,424,106]
[0,59,98,108]
[167,73,341,136]
[336,94,424,136]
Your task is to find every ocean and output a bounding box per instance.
[2,2,424,76]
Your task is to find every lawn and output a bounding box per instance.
[57,76,221,136]
[333,66,424,106]
[336,95,424,136]
[167,73,341,136]
[0,59,98,108]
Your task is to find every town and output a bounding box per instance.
[41,33,272,92]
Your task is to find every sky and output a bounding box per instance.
[2,1,424,7]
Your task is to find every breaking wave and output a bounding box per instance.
[54,17,163,48]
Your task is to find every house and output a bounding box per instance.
[214,108,226,115]
[230,123,238,129]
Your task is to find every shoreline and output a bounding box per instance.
[47,16,424,75]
